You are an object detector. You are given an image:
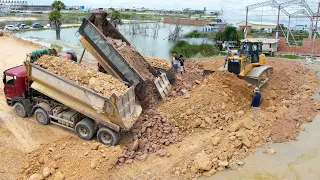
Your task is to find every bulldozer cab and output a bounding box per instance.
[240,40,263,64]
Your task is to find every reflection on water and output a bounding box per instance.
[15,23,209,60]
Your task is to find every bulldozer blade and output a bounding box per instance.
[239,65,273,88]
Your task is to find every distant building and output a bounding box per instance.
[237,21,277,32]
[0,0,50,12]
[244,38,279,55]
[204,10,220,15]
[202,22,227,32]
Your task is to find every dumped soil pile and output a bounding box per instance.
[170,60,204,96]
[116,109,183,165]
[144,56,172,70]
[258,59,320,142]
[34,55,128,98]
[107,37,155,80]
[19,136,122,179]
[161,71,252,132]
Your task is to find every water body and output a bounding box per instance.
[15,23,207,60]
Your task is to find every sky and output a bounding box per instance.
[27,0,319,26]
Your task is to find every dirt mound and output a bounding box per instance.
[34,55,128,98]
[19,136,122,179]
[144,56,172,70]
[116,109,183,165]
[107,37,155,80]
[161,71,252,132]
[258,59,320,142]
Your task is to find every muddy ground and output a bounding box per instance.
[0,35,319,180]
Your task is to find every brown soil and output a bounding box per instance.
[107,37,155,81]
[1,35,320,180]
[34,55,128,98]
[144,56,172,70]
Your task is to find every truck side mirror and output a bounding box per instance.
[2,76,6,84]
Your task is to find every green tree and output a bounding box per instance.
[110,10,121,19]
[49,0,66,40]
[51,0,66,11]
[110,10,121,28]
[215,26,241,45]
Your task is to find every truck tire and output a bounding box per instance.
[14,102,27,118]
[97,127,120,146]
[35,108,50,125]
[75,118,97,140]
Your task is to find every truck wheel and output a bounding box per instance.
[75,118,96,140]
[35,108,50,125]
[14,102,27,118]
[97,127,120,146]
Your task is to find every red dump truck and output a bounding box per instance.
[3,58,142,146]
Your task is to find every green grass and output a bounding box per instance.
[170,40,223,58]
[280,54,301,59]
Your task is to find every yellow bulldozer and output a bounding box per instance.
[205,39,273,88]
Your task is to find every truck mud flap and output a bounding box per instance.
[154,73,171,99]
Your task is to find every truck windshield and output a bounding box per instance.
[3,75,14,86]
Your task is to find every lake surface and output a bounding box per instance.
[15,23,209,60]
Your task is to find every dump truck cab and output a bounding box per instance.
[3,65,27,106]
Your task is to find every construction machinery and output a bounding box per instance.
[3,57,141,146]
[77,10,171,100]
[204,39,273,88]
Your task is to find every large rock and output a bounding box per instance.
[202,168,217,176]
[29,174,44,180]
[194,151,213,171]
[212,137,221,146]
[236,110,245,118]
[53,171,65,180]
[267,148,276,154]
[241,135,251,147]
[302,84,311,90]
[229,121,242,132]
[218,161,229,167]
[43,167,51,177]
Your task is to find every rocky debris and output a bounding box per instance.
[144,56,172,70]
[53,171,65,180]
[266,148,276,154]
[157,149,167,157]
[34,55,128,98]
[107,37,155,80]
[194,151,212,171]
[116,110,182,165]
[43,167,51,177]
[29,173,44,180]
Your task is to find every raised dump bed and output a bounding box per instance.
[78,10,170,99]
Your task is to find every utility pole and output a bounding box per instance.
[276,5,281,39]
[245,6,248,38]
[312,2,320,55]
